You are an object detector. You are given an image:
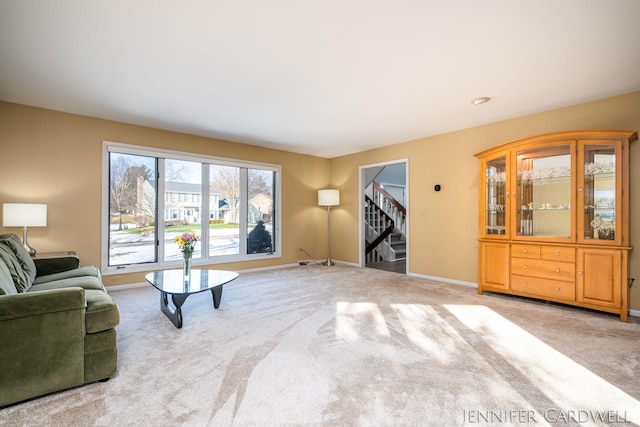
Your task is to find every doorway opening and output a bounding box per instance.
[360,160,408,274]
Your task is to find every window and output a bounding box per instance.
[102,142,281,274]
[107,152,157,266]
[209,165,241,256]
[247,168,276,254]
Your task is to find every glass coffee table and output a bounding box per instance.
[145,269,238,328]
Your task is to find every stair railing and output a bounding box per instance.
[365,195,395,262]
[372,182,406,235]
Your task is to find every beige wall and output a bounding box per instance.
[2,91,639,310]
[330,91,640,310]
[0,102,330,286]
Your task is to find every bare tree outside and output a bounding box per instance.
[165,160,188,183]
[108,152,157,266]
[110,155,131,231]
[207,165,240,256]
[110,153,153,230]
[210,165,240,223]
[248,169,272,200]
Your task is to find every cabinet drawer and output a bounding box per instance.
[511,275,576,301]
[541,246,575,263]
[511,244,540,259]
[511,258,575,281]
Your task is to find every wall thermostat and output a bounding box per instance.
[434,184,441,192]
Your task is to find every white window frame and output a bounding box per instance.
[101,141,282,275]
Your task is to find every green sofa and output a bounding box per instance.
[0,234,120,407]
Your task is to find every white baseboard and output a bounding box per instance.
[236,262,301,273]
[407,272,478,288]
[107,282,148,292]
[335,260,360,268]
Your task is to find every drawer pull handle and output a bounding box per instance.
[578,271,583,275]
[523,283,527,287]
[555,269,560,273]
[556,252,561,256]
[523,249,527,253]
[523,265,527,269]
[555,288,561,292]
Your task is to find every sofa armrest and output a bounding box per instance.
[34,254,81,277]
[0,287,86,320]
[0,287,87,407]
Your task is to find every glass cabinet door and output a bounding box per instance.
[514,143,574,240]
[483,155,508,237]
[578,140,621,244]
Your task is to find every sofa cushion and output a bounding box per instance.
[0,233,37,285]
[34,255,80,277]
[0,259,18,295]
[0,244,30,292]
[29,275,105,293]
[34,266,101,285]
[84,290,120,334]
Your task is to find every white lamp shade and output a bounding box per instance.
[3,203,47,227]
[318,189,340,206]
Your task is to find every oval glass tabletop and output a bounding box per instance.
[145,269,239,295]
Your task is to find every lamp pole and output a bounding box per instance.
[318,189,340,267]
[324,205,334,266]
[21,225,36,256]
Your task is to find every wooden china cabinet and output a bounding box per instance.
[475,130,637,321]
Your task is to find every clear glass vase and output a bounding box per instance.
[183,252,192,280]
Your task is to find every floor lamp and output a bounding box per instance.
[318,189,340,266]
[2,203,48,256]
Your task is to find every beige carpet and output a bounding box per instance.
[2,265,640,426]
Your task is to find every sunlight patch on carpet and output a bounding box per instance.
[391,303,462,363]
[444,304,640,423]
[336,302,389,341]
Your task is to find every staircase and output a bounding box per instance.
[365,182,407,266]
[389,232,406,259]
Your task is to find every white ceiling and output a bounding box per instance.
[1,1,639,158]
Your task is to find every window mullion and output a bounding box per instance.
[157,158,166,263]
[272,171,278,253]
[239,167,248,255]
[201,163,210,259]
